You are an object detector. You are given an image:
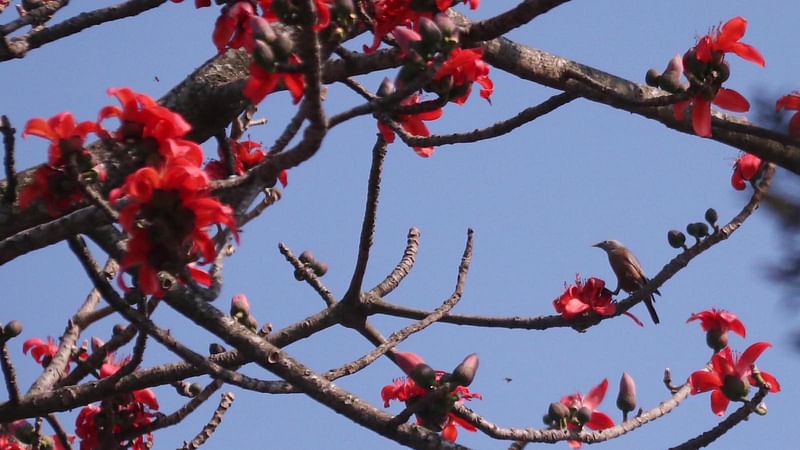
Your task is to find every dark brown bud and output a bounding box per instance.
[694,222,710,238]
[575,406,592,425]
[714,61,730,83]
[377,77,396,97]
[722,374,749,401]
[706,328,728,352]
[312,261,328,277]
[667,229,686,249]
[293,268,306,281]
[418,16,442,47]
[299,250,315,264]
[209,343,226,354]
[686,222,700,238]
[3,320,23,339]
[253,40,275,70]
[645,68,661,87]
[548,401,570,422]
[434,13,457,38]
[189,383,203,396]
[450,353,479,387]
[616,372,637,413]
[272,33,294,61]
[112,323,126,335]
[410,363,437,389]
[705,208,718,226]
[252,16,277,44]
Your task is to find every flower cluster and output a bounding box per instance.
[687,310,780,415]
[381,352,481,442]
[658,17,765,137]
[377,91,443,157]
[730,153,763,191]
[776,92,800,138]
[20,113,104,216]
[205,139,288,186]
[74,353,160,450]
[544,379,615,449]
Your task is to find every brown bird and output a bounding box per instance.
[593,240,660,324]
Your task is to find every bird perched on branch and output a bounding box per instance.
[593,240,660,324]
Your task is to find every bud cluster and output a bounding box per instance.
[293,250,328,280]
[667,208,719,250]
[251,16,295,73]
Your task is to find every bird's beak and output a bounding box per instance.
[592,242,602,248]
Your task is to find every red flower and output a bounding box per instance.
[212,1,257,53]
[205,140,288,186]
[730,153,762,190]
[689,342,780,415]
[775,92,800,137]
[243,55,306,105]
[559,379,615,449]
[23,112,98,167]
[381,353,481,442]
[377,94,443,157]
[687,309,746,337]
[18,165,86,216]
[98,87,195,162]
[434,48,493,104]
[553,276,616,320]
[258,0,332,32]
[22,337,58,367]
[111,159,237,296]
[672,88,750,138]
[695,17,765,67]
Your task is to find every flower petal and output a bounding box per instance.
[692,98,712,137]
[710,389,730,416]
[713,88,750,113]
[736,341,771,375]
[583,378,608,410]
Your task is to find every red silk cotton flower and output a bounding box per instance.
[205,139,288,186]
[689,342,780,416]
[22,337,59,367]
[672,88,749,138]
[111,158,237,296]
[553,276,615,320]
[776,92,800,138]
[695,17,765,67]
[559,379,615,448]
[730,153,762,190]
[244,54,306,105]
[434,48,493,104]
[377,94,444,157]
[687,309,746,338]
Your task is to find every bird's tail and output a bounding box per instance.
[644,295,660,324]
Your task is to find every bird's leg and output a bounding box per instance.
[611,286,621,296]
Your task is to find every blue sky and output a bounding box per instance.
[2,1,800,448]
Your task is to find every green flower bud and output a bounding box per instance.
[722,374,749,401]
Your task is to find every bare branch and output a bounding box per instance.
[1,115,16,205]
[369,227,420,297]
[178,392,235,450]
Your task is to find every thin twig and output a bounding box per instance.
[368,227,420,297]
[343,136,388,302]
[0,341,21,403]
[1,115,17,205]
[45,413,73,450]
[215,132,237,178]
[278,242,338,306]
[178,392,235,450]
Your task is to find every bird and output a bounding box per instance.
[593,239,660,324]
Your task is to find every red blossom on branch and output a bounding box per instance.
[22,337,58,367]
[559,379,615,449]
[381,352,481,442]
[377,94,444,157]
[205,139,288,185]
[110,159,237,296]
[553,276,616,320]
[212,1,257,53]
[244,55,306,105]
[687,309,746,337]
[730,153,762,190]
[776,92,800,138]
[695,17,765,67]
[434,48,493,104]
[672,88,750,138]
[689,342,780,416]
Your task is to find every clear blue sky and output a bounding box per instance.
[2,1,799,448]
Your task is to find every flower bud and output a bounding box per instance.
[113,323,126,335]
[334,0,355,16]
[686,222,700,238]
[252,16,277,43]
[230,294,251,319]
[706,328,728,352]
[418,17,442,47]
[293,268,306,281]
[410,363,437,389]
[659,55,686,92]
[189,383,203,396]
[450,353,479,387]
[253,40,275,70]
[3,320,23,339]
[312,261,328,277]
[434,13,457,39]
[704,208,718,226]
[645,68,661,87]
[209,343,226,354]
[667,229,686,249]
[394,351,426,375]
[272,34,294,61]
[393,26,422,58]
[299,250,315,264]
[616,372,637,414]
[694,222,710,238]
[714,61,730,83]
[548,401,570,422]
[575,406,592,425]
[377,77,396,97]
[91,336,105,353]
